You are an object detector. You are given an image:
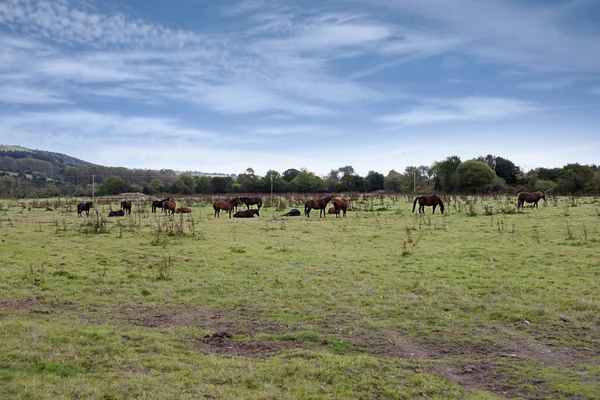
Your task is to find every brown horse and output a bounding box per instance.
[332,197,348,217]
[328,206,339,216]
[517,191,546,210]
[163,200,176,215]
[239,196,262,210]
[233,209,260,218]
[412,195,445,214]
[121,200,132,215]
[152,197,170,213]
[305,195,333,218]
[77,201,93,217]
[108,209,125,217]
[175,207,192,214]
[213,198,242,218]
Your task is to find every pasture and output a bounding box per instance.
[0,194,599,399]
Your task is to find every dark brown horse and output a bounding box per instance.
[233,209,260,218]
[239,196,262,210]
[77,201,93,217]
[304,195,333,218]
[282,208,301,217]
[332,197,348,217]
[213,198,242,218]
[328,206,339,216]
[175,207,192,214]
[163,200,176,215]
[412,195,445,214]
[152,197,170,213]
[517,191,546,210]
[108,209,125,217]
[121,200,132,215]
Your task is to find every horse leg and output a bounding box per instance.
[432,205,436,214]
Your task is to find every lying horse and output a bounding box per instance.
[305,195,333,218]
[282,208,301,217]
[121,200,132,215]
[332,197,348,217]
[239,196,262,210]
[108,209,125,217]
[213,198,241,218]
[77,201,93,217]
[152,197,170,213]
[163,200,176,215]
[517,191,546,210]
[233,209,260,218]
[175,207,192,214]
[328,206,339,216]
[412,195,445,214]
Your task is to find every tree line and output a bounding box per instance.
[0,154,598,198]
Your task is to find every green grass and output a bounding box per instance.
[0,195,599,399]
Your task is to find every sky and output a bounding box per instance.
[1,0,599,177]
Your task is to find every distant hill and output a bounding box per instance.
[0,145,95,175]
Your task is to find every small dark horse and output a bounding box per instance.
[152,197,170,213]
[163,200,176,215]
[412,195,445,215]
[108,209,125,217]
[332,197,348,217]
[121,200,132,215]
[77,201,93,217]
[282,208,301,217]
[517,191,546,210]
[233,209,260,218]
[239,196,262,210]
[214,198,242,218]
[305,195,334,218]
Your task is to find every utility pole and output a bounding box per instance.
[413,170,416,193]
[270,174,273,199]
[91,175,96,198]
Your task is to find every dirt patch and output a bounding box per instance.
[195,330,303,357]
[437,361,518,396]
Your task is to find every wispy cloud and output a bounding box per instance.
[517,78,573,90]
[0,84,70,104]
[378,97,537,125]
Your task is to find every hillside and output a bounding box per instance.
[0,144,95,176]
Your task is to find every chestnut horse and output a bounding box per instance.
[332,197,348,217]
[517,191,546,210]
[304,195,333,218]
[213,198,242,218]
[77,201,93,217]
[152,197,170,213]
[175,207,192,214]
[163,200,176,215]
[239,196,262,210]
[328,207,339,216]
[412,195,445,214]
[233,209,260,218]
[121,200,132,215]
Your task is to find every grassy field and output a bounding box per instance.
[1,194,599,399]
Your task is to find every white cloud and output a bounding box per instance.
[517,78,572,90]
[379,97,537,125]
[0,84,70,104]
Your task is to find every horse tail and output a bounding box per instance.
[304,203,309,216]
[213,202,217,211]
[412,197,419,213]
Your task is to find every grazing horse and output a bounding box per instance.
[213,198,242,218]
[517,191,546,210]
[412,195,445,215]
[108,209,125,217]
[121,200,132,215]
[77,201,93,217]
[332,197,348,217]
[328,206,339,216]
[304,195,334,218]
[175,207,192,214]
[152,197,170,213]
[282,208,301,217]
[239,196,262,210]
[163,200,176,215]
[233,209,260,218]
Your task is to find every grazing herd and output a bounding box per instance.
[75,190,548,220]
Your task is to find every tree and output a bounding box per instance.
[258,170,286,193]
[455,160,495,193]
[290,169,325,192]
[384,170,403,192]
[282,168,300,183]
[211,177,229,193]
[338,165,355,176]
[336,174,363,192]
[557,163,594,194]
[363,171,384,192]
[494,157,519,185]
[98,176,130,195]
[430,156,461,192]
[194,176,212,194]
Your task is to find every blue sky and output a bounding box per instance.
[1,0,599,176]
